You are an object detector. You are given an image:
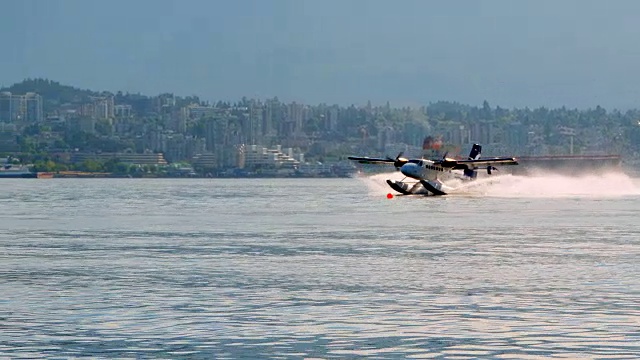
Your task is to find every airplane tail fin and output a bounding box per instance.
[468,144,482,160]
[463,144,482,178]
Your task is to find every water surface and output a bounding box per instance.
[1,176,640,358]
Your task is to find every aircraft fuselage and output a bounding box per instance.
[400,159,464,182]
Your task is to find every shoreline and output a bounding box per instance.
[42,173,355,179]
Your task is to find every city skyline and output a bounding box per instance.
[0,76,636,179]
[3,1,640,110]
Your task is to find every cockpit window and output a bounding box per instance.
[409,159,421,165]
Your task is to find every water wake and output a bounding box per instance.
[355,171,405,196]
[473,171,640,198]
[357,170,640,198]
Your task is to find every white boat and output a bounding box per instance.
[0,158,37,178]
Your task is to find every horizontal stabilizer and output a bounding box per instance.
[455,157,519,167]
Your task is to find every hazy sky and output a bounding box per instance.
[2,0,640,109]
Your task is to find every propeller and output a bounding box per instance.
[389,152,408,169]
[435,151,459,168]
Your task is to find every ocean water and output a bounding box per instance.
[1,173,640,359]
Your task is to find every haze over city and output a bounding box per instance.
[2,0,640,109]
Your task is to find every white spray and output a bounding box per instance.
[357,170,640,199]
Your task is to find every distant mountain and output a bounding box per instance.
[1,79,208,116]
[1,78,101,112]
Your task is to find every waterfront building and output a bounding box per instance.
[327,106,339,132]
[239,144,300,170]
[504,122,528,154]
[163,134,206,163]
[192,153,217,170]
[470,120,495,145]
[114,104,132,118]
[71,151,168,166]
[437,122,470,147]
[81,95,115,119]
[185,104,227,119]
[0,92,43,123]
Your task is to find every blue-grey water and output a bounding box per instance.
[1,174,640,359]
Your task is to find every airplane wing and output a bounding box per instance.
[454,157,519,167]
[347,156,395,165]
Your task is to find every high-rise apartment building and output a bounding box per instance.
[0,92,43,123]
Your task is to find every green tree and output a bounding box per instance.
[32,160,57,172]
[102,158,120,173]
[115,162,130,174]
[95,119,113,136]
[80,159,103,172]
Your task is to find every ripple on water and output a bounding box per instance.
[1,179,640,358]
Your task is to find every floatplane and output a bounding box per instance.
[349,144,518,196]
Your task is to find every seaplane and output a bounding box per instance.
[349,144,518,196]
